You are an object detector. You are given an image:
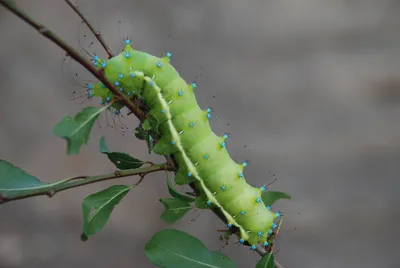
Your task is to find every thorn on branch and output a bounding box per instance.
[46,190,56,198]
[0,195,7,204]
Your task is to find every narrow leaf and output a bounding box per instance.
[99,137,143,170]
[159,198,192,223]
[145,133,154,154]
[256,253,275,268]
[81,185,131,240]
[166,173,195,203]
[261,191,291,207]
[53,106,108,155]
[210,251,237,268]
[145,229,235,268]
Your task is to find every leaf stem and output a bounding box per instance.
[64,0,113,58]
[0,163,168,204]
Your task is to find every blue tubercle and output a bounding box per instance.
[124,52,130,58]
[276,212,281,218]
[266,206,271,210]
[240,211,245,215]
[130,73,135,78]
[223,134,229,139]
[207,113,212,119]
[101,62,107,68]
[256,197,261,203]
[178,90,183,96]
[115,111,120,115]
[171,141,176,145]
[119,87,124,92]
[268,229,273,234]
[239,239,245,244]
[149,81,153,86]
[221,185,226,191]
[260,185,267,191]
[257,231,263,237]
[191,82,197,88]
[161,109,166,114]
[189,122,195,127]
[124,39,131,45]
[165,51,172,58]
[157,61,162,68]
[93,55,99,61]
[106,97,111,102]
[242,161,248,167]
[115,81,120,86]
[206,200,211,206]
[100,101,105,105]
[263,242,269,246]
[88,91,93,98]
[272,223,277,229]
[239,173,244,178]
[220,142,226,148]
[87,83,93,90]
[228,223,232,228]
[251,245,256,250]
[118,73,123,79]
[204,154,209,160]
[101,83,106,88]
[187,172,192,177]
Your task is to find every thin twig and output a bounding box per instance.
[64,0,113,58]
[0,164,168,204]
[0,0,145,120]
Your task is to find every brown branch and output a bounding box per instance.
[0,0,146,120]
[0,164,168,204]
[64,0,113,58]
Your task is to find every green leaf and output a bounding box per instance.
[261,191,291,207]
[166,174,195,203]
[99,137,143,170]
[0,160,46,198]
[134,126,146,140]
[195,195,209,209]
[53,106,109,155]
[81,185,131,240]
[159,198,192,224]
[145,229,236,268]
[142,115,158,132]
[210,251,237,268]
[104,152,143,170]
[99,136,110,153]
[256,253,275,268]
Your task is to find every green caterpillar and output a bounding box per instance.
[87,39,280,249]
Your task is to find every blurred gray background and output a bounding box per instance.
[0,0,399,267]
